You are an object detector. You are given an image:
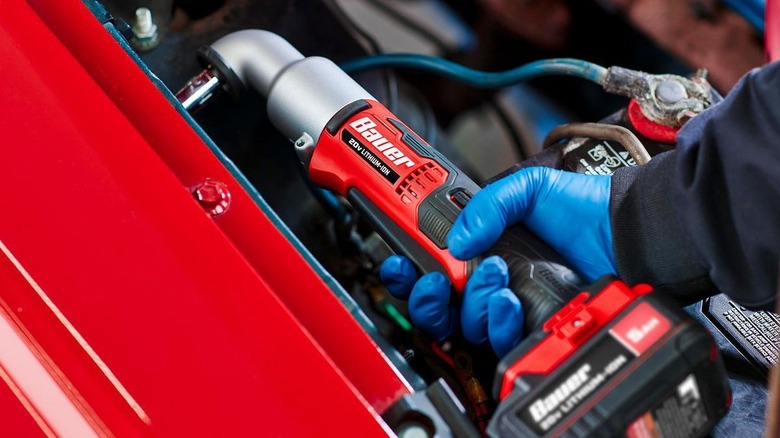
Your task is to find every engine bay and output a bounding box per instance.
[3,0,776,436]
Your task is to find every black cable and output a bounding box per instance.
[489,99,529,162]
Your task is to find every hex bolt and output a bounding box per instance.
[131,7,160,51]
[655,79,688,104]
[192,179,232,217]
[135,8,154,35]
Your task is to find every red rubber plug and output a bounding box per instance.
[627,100,678,144]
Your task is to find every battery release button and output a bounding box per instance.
[450,189,472,209]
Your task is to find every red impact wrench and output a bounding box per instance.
[193,30,590,332]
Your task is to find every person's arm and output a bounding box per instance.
[612,62,780,309]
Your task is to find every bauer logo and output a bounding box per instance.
[350,117,416,168]
[518,336,634,434]
[529,364,592,423]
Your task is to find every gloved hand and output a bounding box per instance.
[380,167,617,356]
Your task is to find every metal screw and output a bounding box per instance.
[402,349,415,362]
[135,8,155,36]
[192,179,232,217]
[132,7,160,51]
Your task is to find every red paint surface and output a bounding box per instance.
[768,0,780,62]
[0,0,410,435]
[0,368,49,438]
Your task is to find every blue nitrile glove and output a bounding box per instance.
[449,167,617,282]
[380,254,523,356]
[380,167,616,356]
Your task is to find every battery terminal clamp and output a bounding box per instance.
[603,67,712,143]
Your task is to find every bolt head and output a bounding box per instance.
[655,80,688,104]
[131,7,160,51]
[192,179,231,217]
[134,8,154,34]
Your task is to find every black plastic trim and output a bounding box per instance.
[347,188,447,275]
[327,100,371,135]
[419,209,451,249]
[450,189,472,209]
[389,118,436,159]
[388,118,482,253]
[427,380,480,438]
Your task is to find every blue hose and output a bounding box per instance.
[340,54,608,88]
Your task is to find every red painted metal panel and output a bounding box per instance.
[26,0,412,415]
[0,0,407,435]
[0,293,102,438]
[0,370,50,438]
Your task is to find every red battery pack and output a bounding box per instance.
[488,277,730,437]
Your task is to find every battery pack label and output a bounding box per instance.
[342,130,400,184]
[517,303,671,434]
[626,375,709,438]
[610,302,672,355]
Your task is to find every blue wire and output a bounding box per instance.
[340,54,608,88]
[315,188,350,224]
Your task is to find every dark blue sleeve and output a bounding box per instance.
[611,62,780,309]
